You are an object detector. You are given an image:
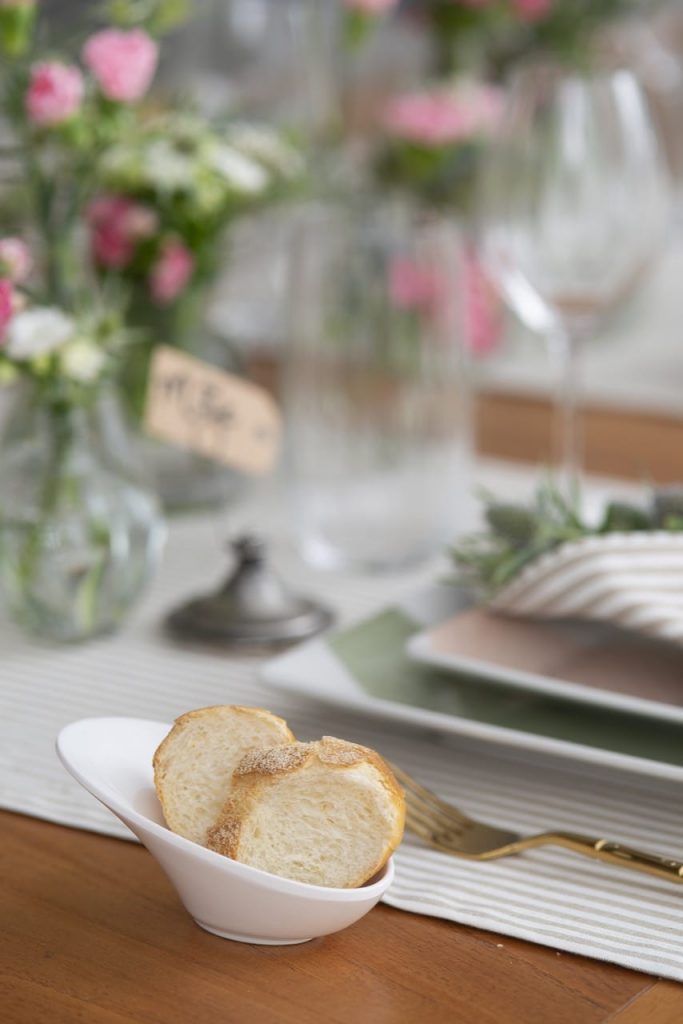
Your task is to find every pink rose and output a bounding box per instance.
[83,28,159,103]
[25,61,84,127]
[150,240,194,305]
[344,0,397,11]
[0,237,31,283]
[512,0,551,21]
[0,279,15,342]
[383,83,503,146]
[88,194,158,270]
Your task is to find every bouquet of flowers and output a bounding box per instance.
[428,0,646,78]
[85,111,303,416]
[0,3,171,305]
[374,79,503,209]
[343,1,649,77]
[0,3,187,638]
[0,237,126,400]
[89,114,303,319]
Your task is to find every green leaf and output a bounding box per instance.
[104,0,192,34]
[0,4,36,59]
[652,488,683,529]
[599,501,652,534]
[451,475,671,598]
[344,10,373,50]
[485,503,539,547]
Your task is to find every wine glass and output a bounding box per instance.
[479,64,670,486]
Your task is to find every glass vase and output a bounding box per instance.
[0,390,166,642]
[122,286,246,514]
[284,198,473,572]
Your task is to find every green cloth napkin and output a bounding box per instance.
[329,608,683,767]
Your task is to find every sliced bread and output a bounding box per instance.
[153,705,295,845]
[205,736,405,888]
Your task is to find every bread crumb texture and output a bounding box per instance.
[235,742,311,778]
[207,736,405,888]
[152,705,294,845]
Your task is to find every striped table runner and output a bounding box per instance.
[2,470,683,980]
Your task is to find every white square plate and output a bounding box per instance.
[263,585,683,785]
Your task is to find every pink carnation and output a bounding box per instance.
[88,194,158,270]
[344,0,397,11]
[25,61,84,127]
[83,28,158,103]
[0,237,31,283]
[512,0,551,20]
[0,279,15,343]
[150,240,194,305]
[383,83,503,146]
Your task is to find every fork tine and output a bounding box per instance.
[389,761,474,828]
[390,761,523,855]
[403,797,466,838]
[403,810,456,849]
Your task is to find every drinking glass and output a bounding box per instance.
[479,65,670,483]
[284,200,472,572]
[158,0,340,141]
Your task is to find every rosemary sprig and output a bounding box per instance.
[452,479,683,599]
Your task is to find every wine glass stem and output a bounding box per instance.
[552,326,585,492]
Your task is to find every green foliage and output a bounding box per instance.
[374,136,483,210]
[344,10,374,50]
[104,0,191,35]
[0,2,37,59]
[452,478,683,596]
[420,0,650,78]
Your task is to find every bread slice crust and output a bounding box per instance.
[206,736,405,888]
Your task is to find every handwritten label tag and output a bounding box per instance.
[144,346,281,476]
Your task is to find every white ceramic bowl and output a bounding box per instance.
[56,717,394,945]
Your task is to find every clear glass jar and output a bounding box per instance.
[122,286,246,514]
[284,199,473,572]
[0,390,166,642]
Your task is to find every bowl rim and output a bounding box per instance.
[56,716,395,903]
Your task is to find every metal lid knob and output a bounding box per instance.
[166,534,335,649]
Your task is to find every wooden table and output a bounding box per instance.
[3,811,682,1024]
[5,364,683,1022]
[247,352,683,486]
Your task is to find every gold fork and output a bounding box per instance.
[389,762,683,886]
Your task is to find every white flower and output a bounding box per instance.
[227,124,304,179]
[100,144,143,188]
[210,144,269,195]
[144,139,196,191]
[5,308,75,361]
[59,338,106,383]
